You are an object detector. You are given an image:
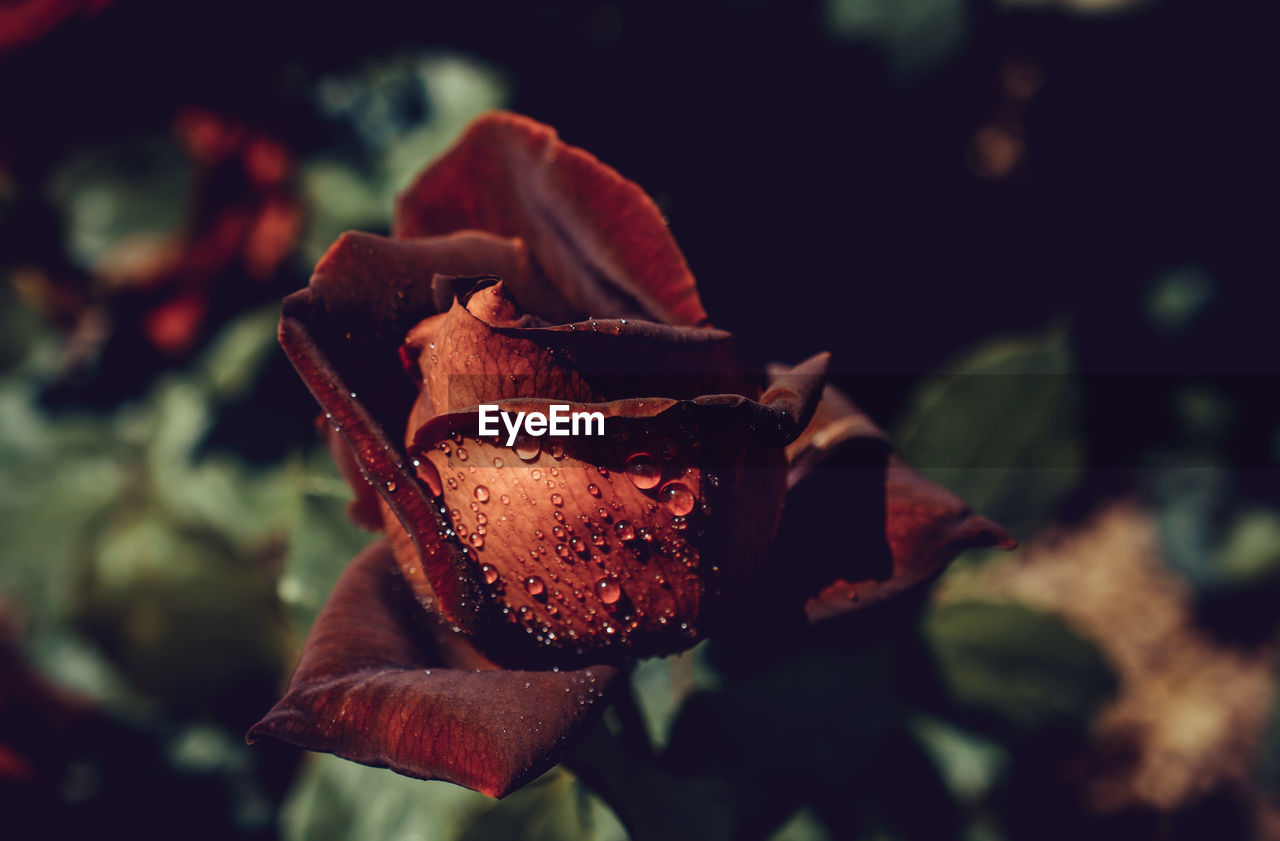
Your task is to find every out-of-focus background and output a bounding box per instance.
[1,1,1277,839]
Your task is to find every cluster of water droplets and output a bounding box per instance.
[418,421,727,651]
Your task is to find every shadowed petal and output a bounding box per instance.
[247,541,619,798]
[279,232,537,626]
[394,112,708,327]
[764,383,1014,624]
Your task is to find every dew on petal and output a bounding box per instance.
[660,482,696,516]
[493,457,505,468]
[456,447,469,461]
[384,480,397,492]
[500,494,511,505]
[474,485,490,503]
[624,453,662,489]
[615,520,636,541]
[591,532,606,547]
[481,563,499,584]
[551,493,564,506]
[524,576,545,596]
[587,484,601,498]
[514,434,541,461]
[470,533,485,549]
[549,441,565,460]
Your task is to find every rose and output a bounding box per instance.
[248,112,1012,797]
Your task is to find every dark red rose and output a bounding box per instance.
[249,112,1012,797]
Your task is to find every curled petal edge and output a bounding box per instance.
[247,540,619,798]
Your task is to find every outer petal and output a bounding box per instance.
[279,231,534,627]
[767,382,1014,624]
[247,541,618,798]
[394,112,708,327]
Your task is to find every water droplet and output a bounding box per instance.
[615,521,635,541]
[385,480,397,492]
[474,485,490,502]
[468,531,484,549]
[553,511,565,523]
[549,441,565,460]
[553,525,567,539]
[555,544,570,558]
[477,513,488,525]
[660,482,696,516]
[550,493,564,506]
[500,494,511,505]
[587,484,601,497]
[591,532,606,547]
[569,536,586,554]
[524,576,545,596]
[514,434,540,461]
[671,516,688,531]
[446,478,457,490]
[624,453,661,489]
[456,447,468,461]
[493,457,505,468]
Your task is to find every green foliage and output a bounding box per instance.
[300,52,507,265]
[282,757,625,841]
[895,330,1083,542]
[46,134,194,271]
[922,601,1116,738]
[825,0,969,77]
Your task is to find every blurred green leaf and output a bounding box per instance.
[908,716,1007,804]
[300,52,507,265]
[768,808,834,841]
[74,508,289,718]
[922,601,1116,738]
[282,756,624,841]
[1146,264,1214,334]
[630,641,721,750]
[277,448,375,634]
[198,304,282,401]
[459,767,626,841]
[825,0,968,77]
[895,330,1083,541]
[46,134,193,271]
[1215,508,1280,586]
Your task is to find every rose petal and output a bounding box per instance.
[280,232,540,626]
[409,279,745,420]
[764,385,1014,624]
[248,540,619,798]
[394,112,708,327]
[401,392,803,662]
